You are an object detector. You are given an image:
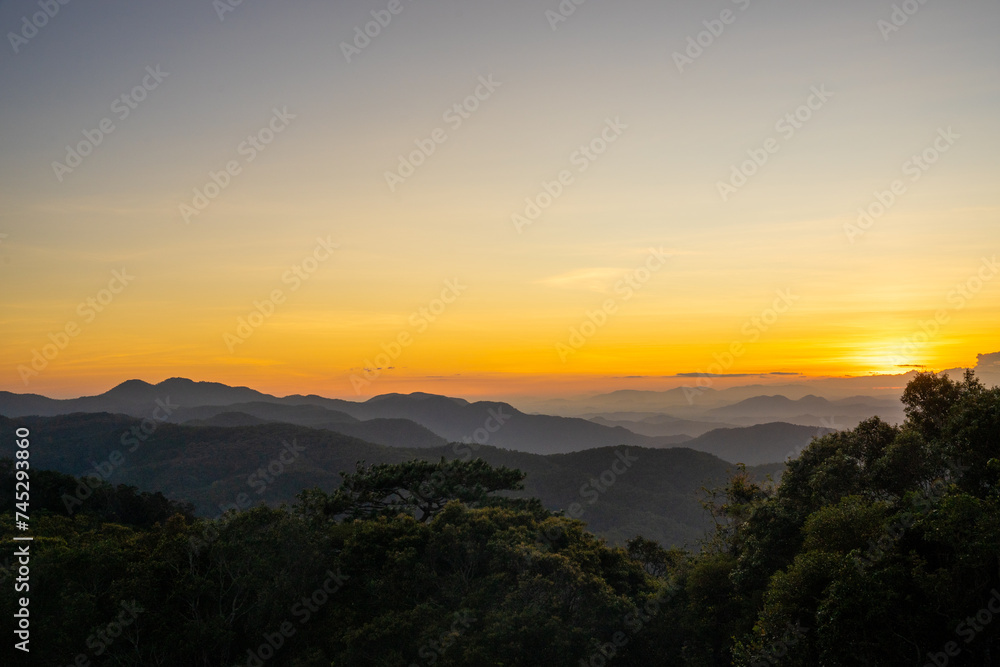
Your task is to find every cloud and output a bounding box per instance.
[976,351,1000,369]
[674,373,756,378]
[769,372,802,376]
[536,267,623,293]
[974,352,1000,386]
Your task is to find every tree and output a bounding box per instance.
[296,457,526,524]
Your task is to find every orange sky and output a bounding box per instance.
[1,1,997,400]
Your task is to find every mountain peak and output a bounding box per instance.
[106,379,155,394]
[366,392,469,406]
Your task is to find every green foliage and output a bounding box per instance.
[295,457,526,524]
[0,458,194,527]
[723,372,1000,665]
[5,372,999,666]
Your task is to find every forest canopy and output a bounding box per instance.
[2,372,997,666]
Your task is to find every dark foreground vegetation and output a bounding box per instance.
[2,372,998,666]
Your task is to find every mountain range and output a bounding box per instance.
[0,378,693,455]
[0,377,916,546]
[1,412,782,547]
[0,377,880,462]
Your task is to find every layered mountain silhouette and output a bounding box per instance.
[0,377,853,459]
[0,378,882,545]
[680,422,835,465]
[588,413,735,438]
[1,413,780,547]
[0,379,691,455]
[706,394,904,427]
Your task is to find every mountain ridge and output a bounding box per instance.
[0,412,781,547]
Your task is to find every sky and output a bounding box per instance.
[1,0,998,400]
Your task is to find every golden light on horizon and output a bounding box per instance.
[0,1,998,400]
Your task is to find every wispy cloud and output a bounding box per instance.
[536,267,624,293]
[675,373,757,378]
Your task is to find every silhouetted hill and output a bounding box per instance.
[281,393,690,453]
[0,378,278,417]
[707,394,904,427]
[682,422,834,465]
[1,413,777,547]
[173,402,446,448]
[529,379,912,417]
[184,412,271,427]
[589,414,727,438]
[327,418,447,449]
[173,401,359,426]
[0,380,692,455]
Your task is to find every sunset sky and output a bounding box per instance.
[1,0,997,400]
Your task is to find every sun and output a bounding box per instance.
[842,346,921,376]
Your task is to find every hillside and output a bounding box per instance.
[707,394,905,427]
[0,379,693,455]
[1,413,778,547]
[682,422,835,465]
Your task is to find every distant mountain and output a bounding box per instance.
[708,394,830,420]
[1,413,779,548]
[326,418,447,449]
[0,379,691,455]
[313,392,693,454]
[0,379,892,457]
[179,408,447,449]
[681,422,835,466]
[184,412,271,427]
[581,386,723,411]
[523,377,915,417]
[582,384,831,412]
[707,394,904,428]
[0,378,278,417]
[172,401,359,427]
[589,414,730,438]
